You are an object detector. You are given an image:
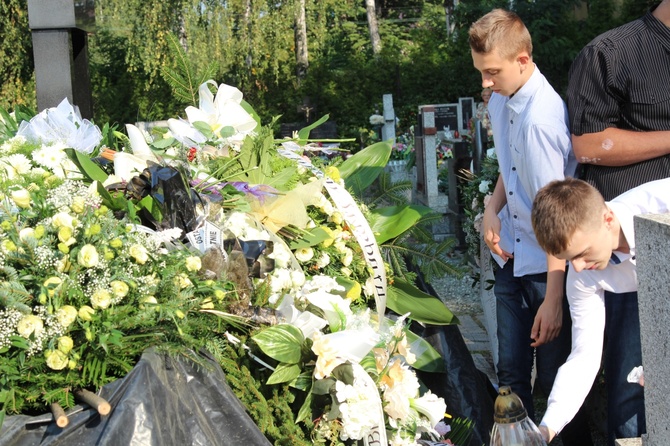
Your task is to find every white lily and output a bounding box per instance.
[410,392,446,428]
[312,328,379,379]
[113,124,160,181]
[167,80,257,149]
[276,294,327,339]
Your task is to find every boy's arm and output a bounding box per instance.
[530,254,565,347]
[481,174,513,261]
[573,128,670,166]
[540,272,606,436]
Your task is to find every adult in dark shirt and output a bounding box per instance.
[567,0,670,201]
[565,1,670,444]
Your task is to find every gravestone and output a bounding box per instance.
[27,0,94,119]
[634,213,670,446]
[381,94,396,142]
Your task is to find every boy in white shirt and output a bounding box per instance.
[530,177,670,443]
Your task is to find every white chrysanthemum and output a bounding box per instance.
[1,153,30,179]
[32,144,67,170]
[315,251,330,269]
[270,268,293,293]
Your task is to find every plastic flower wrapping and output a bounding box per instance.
[0,81,470,445]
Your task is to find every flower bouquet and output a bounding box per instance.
[0,79,473,445]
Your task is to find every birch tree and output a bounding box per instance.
[365,0,382,55]
[295,0,308,79]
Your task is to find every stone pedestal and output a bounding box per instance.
[635,213,670,446]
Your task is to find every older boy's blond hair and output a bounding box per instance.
[468,9,533,61]
[532,178,607,256]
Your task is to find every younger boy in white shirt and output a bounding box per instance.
[530,177,670,443]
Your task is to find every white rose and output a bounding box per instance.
[17,314,44,338]
[294,247,314,263]
[129,244,149,264]
[77,244,99,268]
[91,289,112,309]
[52,212,75,229]
[478,179,492,194]
[11,189,31,209]
[315,252,330,269]
[45,349,68,370]
[110,280,129,298]
[55,305,78,328]
[185,256,202,272]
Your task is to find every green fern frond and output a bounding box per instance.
[161,33,219,106]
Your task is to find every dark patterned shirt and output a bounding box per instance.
[566,6,670,200]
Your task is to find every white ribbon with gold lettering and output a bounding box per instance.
[279,143,387,317]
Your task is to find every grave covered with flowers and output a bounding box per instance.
[0,81,482,445]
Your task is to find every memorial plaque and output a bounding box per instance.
[434,103,460,134]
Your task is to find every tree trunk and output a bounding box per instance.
[365,0,382,56]
[295,0,308,80]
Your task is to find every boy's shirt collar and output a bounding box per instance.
[607,201,636,262]
[505,64,540,115]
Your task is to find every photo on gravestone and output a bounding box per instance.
[459,97,475,137]
[434,104,461,137]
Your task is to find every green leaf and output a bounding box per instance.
[369,205,434,244]
[404,329,445,373]
[291,372,313,391]
[297,114,330,141]
[64,148,108,183]
[289,227,330,250]
[267,363,301,385]
[192,121,214,139]
[151,137,176,149]
[295,391,313,424]
[331,363,354,385]
[387,279,459,325]
[252,324,304,363]
[339,141,391,196]
[311,377,336,395]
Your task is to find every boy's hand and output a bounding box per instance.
[539,425,555,443]
[482,208,513,261]
[530,299,562,347]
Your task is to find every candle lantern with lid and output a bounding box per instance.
[490,386,547,446]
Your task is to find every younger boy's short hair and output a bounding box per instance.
[468,9,533,61]
[532,178,607,255]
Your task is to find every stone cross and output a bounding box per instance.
[381,94,396,142]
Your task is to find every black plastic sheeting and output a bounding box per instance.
[409,260,497,446]
[0,349,271,446]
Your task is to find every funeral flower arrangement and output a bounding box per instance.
[0,80,470,445]
[458,150,499,264]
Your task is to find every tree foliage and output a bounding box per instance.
[0,0,658,142]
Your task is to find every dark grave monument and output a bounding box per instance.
[27,0,95,118]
